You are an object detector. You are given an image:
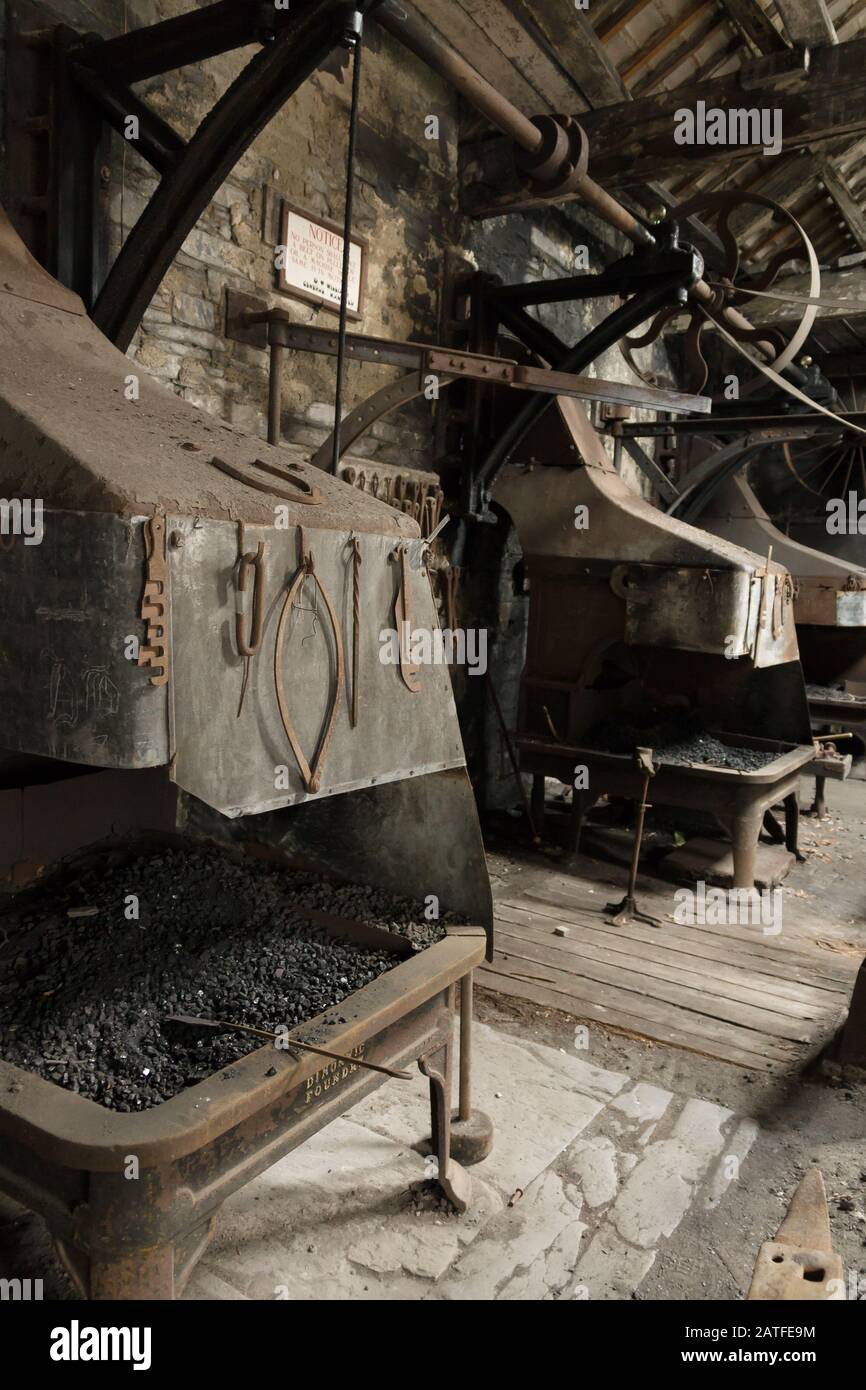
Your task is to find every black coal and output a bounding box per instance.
[584,714,778,771]
[0,843,451,1113]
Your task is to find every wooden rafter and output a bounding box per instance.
[817,160,866,250]
[718,0,789,53]
[620,0,715,82]
[597,0,654,43]
[633,15,732,95]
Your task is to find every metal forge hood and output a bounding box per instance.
[0,211,464,817]
[494,397,811,747]
[698,473,866,629]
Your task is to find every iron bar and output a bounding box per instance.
[332,12,364,474]
[610,412,866,436]
[71,62,186,174]
[474,277,696,502]
[72,0,295,84]
[267,342,285,445]
[458,972,473,1122]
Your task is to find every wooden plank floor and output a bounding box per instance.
[480,868,860,1074]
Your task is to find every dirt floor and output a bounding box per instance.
[479,774,866,1300]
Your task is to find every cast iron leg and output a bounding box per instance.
[76,1242,176,1300]
[566,789,588,858]
[809,775,827,818]
[419,1045,471,1212]
[728,807,763,889]
[449,972,494,1165]
[784,792,805,862]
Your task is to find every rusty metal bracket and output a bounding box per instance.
[138,514,169,688]
[311,363,456,472]
[208,453,322,505]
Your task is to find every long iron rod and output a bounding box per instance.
[332,17,364,473]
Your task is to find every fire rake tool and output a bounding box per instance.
[164,1013,412,1081]
[605,746,664,929]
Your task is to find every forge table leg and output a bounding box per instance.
[810,775,827,818]
[449,971,494,1165]
[566,789,589,857]
[419,1045,471,1212]
[729,806,763,889]
[67,1240,176,1301]
[784,792,804,861]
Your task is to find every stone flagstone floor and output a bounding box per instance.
[184,1022,756,1301]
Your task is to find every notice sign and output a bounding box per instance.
[277,203,367,319]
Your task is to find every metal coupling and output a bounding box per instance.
[342,7,364,46]
[513,114,589,199]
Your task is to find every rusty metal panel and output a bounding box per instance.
[0,510,169,767]
[168,517,465,815]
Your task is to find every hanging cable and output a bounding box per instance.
[331,10,364,475]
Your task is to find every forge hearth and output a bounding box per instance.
[0,840,459,1111]
[0,837,486,1299]
[521,733,812,888]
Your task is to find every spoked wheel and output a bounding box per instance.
[782,383,866,500]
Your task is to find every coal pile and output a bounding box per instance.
[0,843,453,1113]
[585,714,778,772]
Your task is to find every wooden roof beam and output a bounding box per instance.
[773,0,837,45]
[818,159,866,250]
[570,36,866,185]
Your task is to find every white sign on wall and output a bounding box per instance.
[277,203,367,319]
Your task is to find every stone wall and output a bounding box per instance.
[2,0,675,481]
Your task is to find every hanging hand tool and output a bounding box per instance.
[138,513,169,687]
[349,534,362,727]
[235,522,267,718]
[605,746,664,928]
[274,527,345,793]
[392,542,421,693]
